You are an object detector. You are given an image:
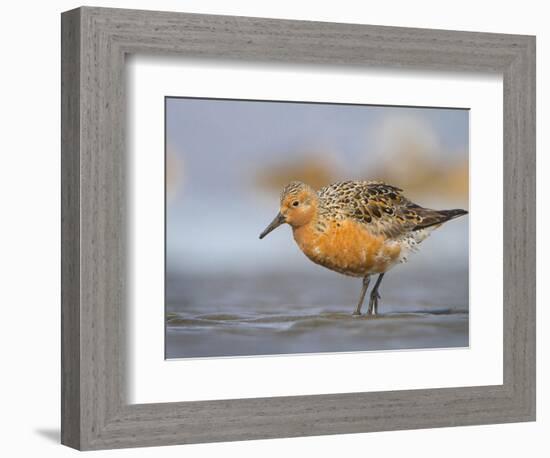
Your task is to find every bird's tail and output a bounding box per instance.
[413,208,468,231]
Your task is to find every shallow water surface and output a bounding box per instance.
[166,267,468,359]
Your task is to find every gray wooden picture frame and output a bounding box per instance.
[61,6,536,451]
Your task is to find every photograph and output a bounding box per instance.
[21,1,536,453]
[165,97,470,359]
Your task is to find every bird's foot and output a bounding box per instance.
[367,292,381,316]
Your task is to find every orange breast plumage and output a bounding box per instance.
[292,219,401,277]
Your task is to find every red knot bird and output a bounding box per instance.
[259,180,468,316]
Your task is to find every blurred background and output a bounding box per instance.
[165,97,469,359]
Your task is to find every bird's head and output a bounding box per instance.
[259,181,318,239]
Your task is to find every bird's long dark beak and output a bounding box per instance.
[259,212,286,239]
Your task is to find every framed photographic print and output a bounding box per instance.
[61,6,535,450]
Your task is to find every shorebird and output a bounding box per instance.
[259,180,467,316]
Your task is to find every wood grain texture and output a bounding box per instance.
[60,7,81,449]
[60,6,536,450]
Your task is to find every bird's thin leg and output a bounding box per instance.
[352,276,371,316]
[367,273,385,316]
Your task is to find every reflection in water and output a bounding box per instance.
[166,267,468,359]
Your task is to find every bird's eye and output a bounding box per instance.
[292,200,300,207]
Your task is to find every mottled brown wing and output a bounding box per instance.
[318,181,457,239]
